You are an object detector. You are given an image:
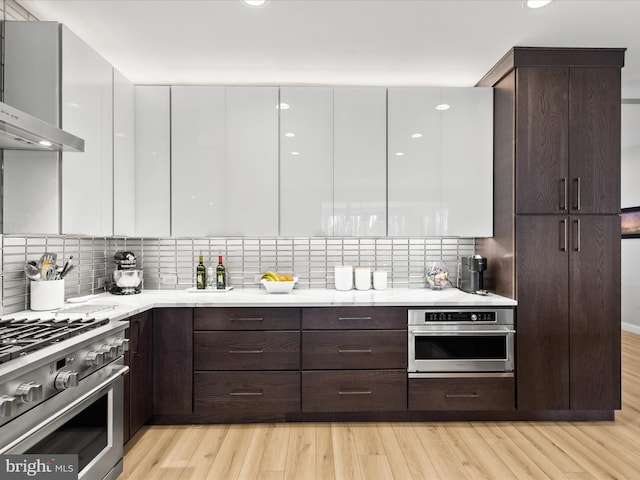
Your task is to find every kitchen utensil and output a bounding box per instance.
[24,262,41,281]
[59,255,74,279]
[37,252,57,278]
[45,264,57,281]
[59,264,75,279]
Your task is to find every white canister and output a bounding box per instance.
[354,266,371,291]
[334,265,353,291]
[30,279,65,311]
[373,270,388,290]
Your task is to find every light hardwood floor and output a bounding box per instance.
[121,331,640,480]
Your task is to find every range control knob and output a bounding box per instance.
[55,371,79,390]
[113,338,130,355]
[16,382,43,403]
[0,396,17,417]
[100,344,118,361]
[471,314,478,321]
[86,351,105,366]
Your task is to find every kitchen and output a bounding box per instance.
[1,0,639,479]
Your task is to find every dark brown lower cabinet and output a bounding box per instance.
[302,370,406,412]
[153,308,193,415]
[409,377,515,411]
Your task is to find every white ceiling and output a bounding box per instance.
[18,0,640,96]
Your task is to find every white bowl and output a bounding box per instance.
[114,269,142,288]
[260,277,298,294]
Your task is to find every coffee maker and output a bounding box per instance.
[110,251,142,295]
[458,255,488,295]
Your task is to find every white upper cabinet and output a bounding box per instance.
[171,86,226,236]
[388,87,493,237]
[279,87,334,236]
[333,88,387,236]
[61,26,114,236]
[2,22,60,234]
[113,69,136,236]
[225,87,279,236]
[135,86,171,237]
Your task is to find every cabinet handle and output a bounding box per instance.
[445,393,479,398]
[133,319,140,356]
[560,219,567,252]
[574,177,581,210]
[229,391,263,396]
[338,390,372,395]
[337,317,372,321]
[574,219,581,252]
[229,349,264,354]
[338,348,372,354]
[560,177,568,211]
[231,317,264,322]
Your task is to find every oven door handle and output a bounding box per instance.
[410,329,516,335]
[0,364,129,455]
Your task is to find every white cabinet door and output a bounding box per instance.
[2,22,61,234]
[113,69,136,236]
[61,26,113,236]
[225,87,279,236]
[440,88,493,237]
[333,88,387,236]
[388,87,493,237]
[171,86,226,236]
[279,87,334,236]
[135,86,171,237]
[388,88,442,236]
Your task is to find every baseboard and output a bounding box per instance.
[622,322,640,335]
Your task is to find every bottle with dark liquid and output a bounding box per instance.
[216,255,226,289]
[196,254,206,289]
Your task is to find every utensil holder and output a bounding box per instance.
[30,279,65,311]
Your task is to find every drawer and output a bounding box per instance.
[409,376,515,411]
[194,371,300,415]
[194,331,300,370]
[194,307,300,330]
[302,307,407,329]
[302,370,407,412]
[302,330,407,369]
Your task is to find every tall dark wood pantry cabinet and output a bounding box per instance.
[477,47,624,415]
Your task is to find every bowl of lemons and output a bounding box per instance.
[260,271,298,293]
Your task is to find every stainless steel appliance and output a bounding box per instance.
[408,308,515,376]
[458,255,488,294]
[0,311,129,480]
[110,251,142,295]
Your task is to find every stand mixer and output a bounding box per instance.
[110,251,142,295]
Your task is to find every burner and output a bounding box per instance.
[0,317,110,363]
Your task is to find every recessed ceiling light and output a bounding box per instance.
[395,152,405,156]
[38,140,53,147]
[242,0,269,7]
[277,103,290,110]
[524,0,554,9]
[66,102,82,109]
[436,104,450,111]
[285,132,295,137]
[411,133,423,138]
[291,151,300,156]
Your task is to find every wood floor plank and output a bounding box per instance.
[121,332,640,480]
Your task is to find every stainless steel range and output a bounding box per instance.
[0,309,129,480]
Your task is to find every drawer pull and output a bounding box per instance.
[338,390,372,395]
[229,391,264,396]
[338,348,372,354]
[231,317,264,322]
[445,393,479,398]
[337,317,372,321]
[229,349,264,354]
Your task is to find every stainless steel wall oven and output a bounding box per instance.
[408,308,515,376]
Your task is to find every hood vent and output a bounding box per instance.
[0,101,84,152]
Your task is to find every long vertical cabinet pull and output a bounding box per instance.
[132,319,140,356]
[560,178,568,211]
[574,219,581,252]
[560,219,568,251]
[574,177,581,211]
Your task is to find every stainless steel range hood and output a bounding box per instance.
[0,101,84,152]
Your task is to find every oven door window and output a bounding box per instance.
[26,393,108,472]
[415,335,508,360]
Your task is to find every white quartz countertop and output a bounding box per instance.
[2,287,516,323]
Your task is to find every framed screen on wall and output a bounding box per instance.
[621,207,640,238]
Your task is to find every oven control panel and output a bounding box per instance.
[408,308,514,326]
[424,311,496,322]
